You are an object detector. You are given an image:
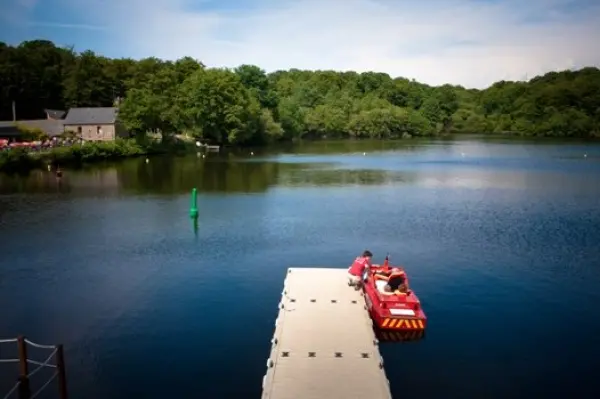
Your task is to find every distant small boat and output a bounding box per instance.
[197,142,220,152]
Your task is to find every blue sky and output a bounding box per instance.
[1,0,599,89]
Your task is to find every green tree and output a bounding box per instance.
[1,38,599,141]
[63,50,113,107]
[235,64,278,110]
[177,68,259,145]
[118,59,201,139]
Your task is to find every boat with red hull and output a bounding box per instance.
[375,329,425,343]
[361,263,427,335]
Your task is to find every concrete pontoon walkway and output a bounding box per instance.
[262,268,392,399]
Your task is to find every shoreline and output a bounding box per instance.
[0,138,195,174]
[2,134,598,174]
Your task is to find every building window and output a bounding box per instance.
[97,126,102,135]
[77,126,82,135]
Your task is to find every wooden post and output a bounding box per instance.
[17,335,31,399]
[12,101,16,122]
[56,344,68,399]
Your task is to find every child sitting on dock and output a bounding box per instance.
[347,250,373,289]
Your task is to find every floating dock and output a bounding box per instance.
[261,268,392,399]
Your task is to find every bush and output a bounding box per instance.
[44,139,146,164]
[16,124,49,141]
[0,148,42,172]
[0,138,197,173]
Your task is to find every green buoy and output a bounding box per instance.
[189,188,199,219]
[192,216,199,236]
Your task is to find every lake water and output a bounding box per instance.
[1,138,600,399]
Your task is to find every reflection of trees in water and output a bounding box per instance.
[0,169,72,194]
[2,139,594,197]
[0,162,124,195]
[116,155,419,194]
[0,154,422,196]
[261,139,454,156]
[116,155,289,194]
[199,159,282,193]
[277,168,417,187]
[0,139,449,195]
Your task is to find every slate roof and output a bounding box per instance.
[63,107,118,125]
[0,120,65,137]
[45,109,66,119]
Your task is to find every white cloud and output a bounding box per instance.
[25,0,600,88]
[26,21,107,30]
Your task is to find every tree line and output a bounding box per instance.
[1,40,599,146]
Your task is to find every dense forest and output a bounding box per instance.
[1,40,599,145]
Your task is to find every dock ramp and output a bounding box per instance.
[261,267,392,399]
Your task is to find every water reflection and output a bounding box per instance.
[248,138,453,156]
[0,155,411,195]
[0,166,120,195]
[1,139,600,399]
[375,329,425,344]
[277,168,415,187]
[1,139,599,197]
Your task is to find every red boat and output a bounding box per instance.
[375,329,425,343]
[361,259,427,333]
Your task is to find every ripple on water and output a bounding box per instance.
[1,139,600,398]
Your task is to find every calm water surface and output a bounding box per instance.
[1,138,600,399]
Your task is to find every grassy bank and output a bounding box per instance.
[0,138,194,173]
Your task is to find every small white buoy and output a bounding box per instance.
[196,141,201,147]
[584,154,587,158]
[202,154,205,159]
[145,158,149,163]
[363,152,366,156]
[250,152,254,156]
[47,164,51,171]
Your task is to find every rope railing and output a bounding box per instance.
[2,380,20,399]
[24,340,58,350]
[31,372,58,399]
[0,335,68,399]
[27,348,58,379]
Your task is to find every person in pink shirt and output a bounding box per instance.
[347,250,373,289]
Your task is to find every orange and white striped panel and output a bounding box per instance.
[381,318,425,329]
